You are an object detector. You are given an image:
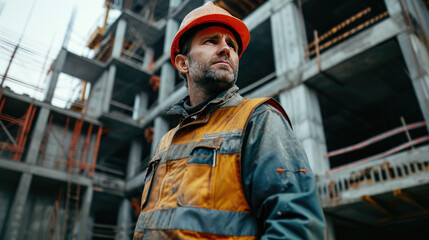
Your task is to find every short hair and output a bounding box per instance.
[176,23,243,85]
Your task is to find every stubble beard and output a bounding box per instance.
[188,55,238,96]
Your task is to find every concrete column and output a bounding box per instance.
[112,18,127,59]
[159,63,176,100]
[127,138,143,179]
[77,185,93,240]
[384,0,402,19]
[279,87,329,175]
[385,0,428,129]
[86,216,94,240]
[44,48,67,103]
[25,108,50,165]
[385,0,429,132]
[397,33,429,132]
[405,0,429,39]
[151,0,181,156]
[270,0,306,75]
[87,71,108,118]
[132,92,149,121]
[4,173,32,240]
[270,0,329,175]
[384,0,429,38]
[142,47,154,70]
[115,198,132,240]
[151,55,176,158]
[102,65,117,113]
[152,117,170,156]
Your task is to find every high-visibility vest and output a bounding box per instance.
[134,97,289,240]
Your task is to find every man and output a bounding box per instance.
[134,2,325,239]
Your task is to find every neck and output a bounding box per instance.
[188,81,216,106]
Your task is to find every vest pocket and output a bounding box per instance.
[177,140,222,209]
[141,157,160,209]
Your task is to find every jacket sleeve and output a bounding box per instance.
[241,104,325,239]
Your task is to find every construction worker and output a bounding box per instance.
[133,2,325,239]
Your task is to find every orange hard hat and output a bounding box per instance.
[170,1,250,69]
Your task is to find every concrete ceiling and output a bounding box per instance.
[326,183,429,239]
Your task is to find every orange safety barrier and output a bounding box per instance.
[0,96,36,161]
[326,121,427,158]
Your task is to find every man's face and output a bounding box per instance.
[187,26,240,93]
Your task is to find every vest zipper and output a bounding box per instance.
[212,149,218,167]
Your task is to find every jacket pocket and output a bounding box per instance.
[141,156,160,209]
[177,139,222,208]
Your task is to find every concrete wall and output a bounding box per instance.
[37,121,97,175]
[0,178,18,238]
[18,185,58,240]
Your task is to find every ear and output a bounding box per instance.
[175,54,188,74]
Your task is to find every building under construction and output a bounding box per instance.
[1,0,429,239]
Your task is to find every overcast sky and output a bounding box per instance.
[0,0,119,107]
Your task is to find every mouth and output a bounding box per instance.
[213,60,231,68]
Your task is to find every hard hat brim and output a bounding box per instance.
[170,14,250,69]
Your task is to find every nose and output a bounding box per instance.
[216,38,230,57]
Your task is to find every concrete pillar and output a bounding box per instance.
[4,173,32,240]
[127,138,143,179]
[86,215,94,240]
[25,108,50,165]
[385,0,429,132]
[152,117,170,156]
[151,0,181,156]
[101,18,125,114]
[115,198,132,240]
[270,0,329,175]
[279,87,329,175]
[132,92,149,121]
[102,65,117,113]
[44,49,67,103]
[152,57,175,158]
[270,0,306,75]
[87,71,108,118]
[405,0,429,39]
[142,47,154,70]
[159,63,176,100]
[384,0,402,19]
[397,33,429,132]
[77,185,93,240]
[112,18,127,59]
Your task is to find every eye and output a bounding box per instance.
[228,43,236,51]
[204,39,216,44]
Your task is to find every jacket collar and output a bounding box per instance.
[165,85,240,118]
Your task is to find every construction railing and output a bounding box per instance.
[327,121,428,172]
[318,147,429,203]
[305,7,389,62]
[318,121,429,204]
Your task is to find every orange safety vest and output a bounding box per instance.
[134,97,289,239]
